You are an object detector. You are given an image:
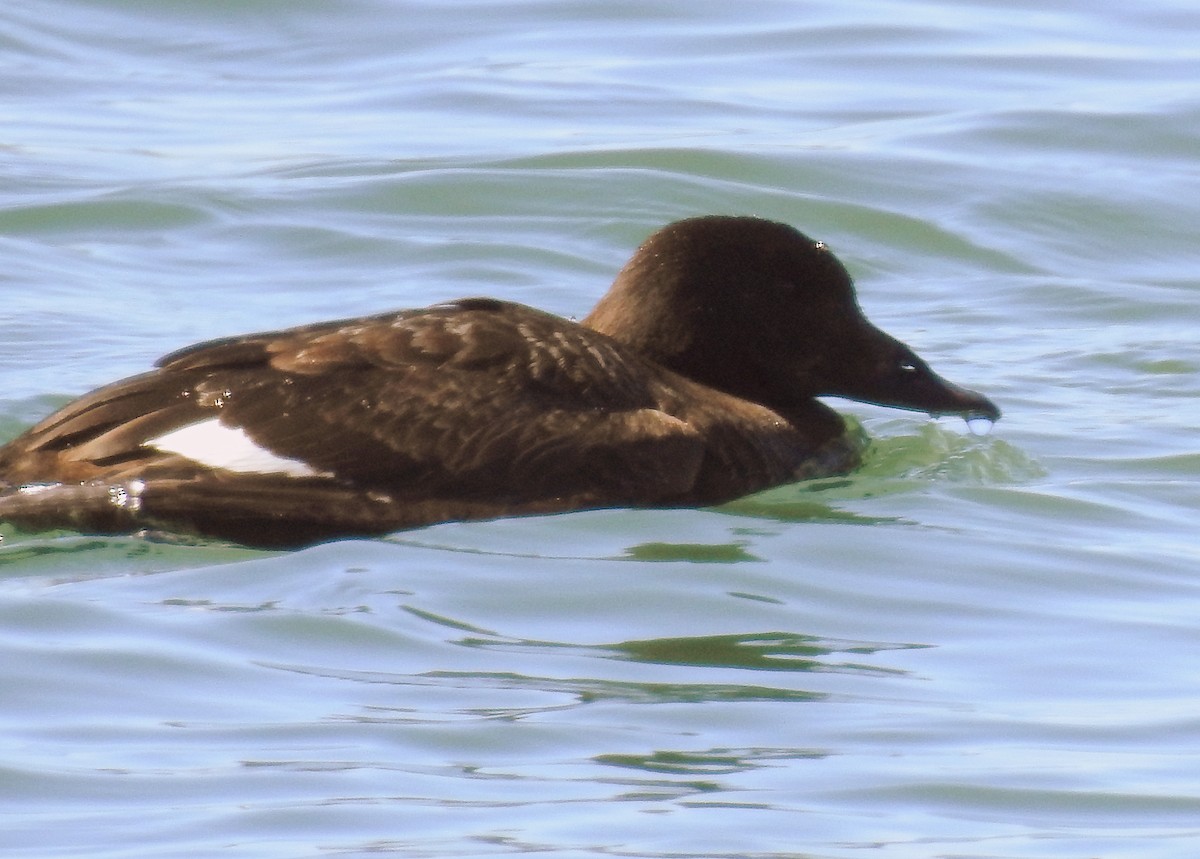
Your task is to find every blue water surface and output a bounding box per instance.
[2,1,1199,857]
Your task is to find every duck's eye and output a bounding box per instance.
[899,361,919,373]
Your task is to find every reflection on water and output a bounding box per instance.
[2,0,1199,855]
[621,541,761,563]
[595,746,828,777]
[610,632,922,674]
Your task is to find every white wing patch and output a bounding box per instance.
[146,418,331,478]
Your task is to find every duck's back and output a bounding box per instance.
[0,298,857,546]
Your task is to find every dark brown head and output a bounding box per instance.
[583,215,1000,422]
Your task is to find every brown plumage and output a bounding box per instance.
[0,216,999,547]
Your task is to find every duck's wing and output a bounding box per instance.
[1,299,705,505]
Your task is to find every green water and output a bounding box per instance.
[3,1,1199,857]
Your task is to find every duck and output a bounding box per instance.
[0,215,999,548]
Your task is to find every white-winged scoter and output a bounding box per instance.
[0,216,999,547]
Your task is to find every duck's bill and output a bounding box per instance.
[904,371,1001,422]
[824,336,1001,423]
[847,370,1000,422]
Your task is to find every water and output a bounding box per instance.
[965,416,993,436]
[2,1,1199,856]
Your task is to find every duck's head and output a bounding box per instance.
[583,215,1000,424]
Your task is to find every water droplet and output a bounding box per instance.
[965,416,994,437]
